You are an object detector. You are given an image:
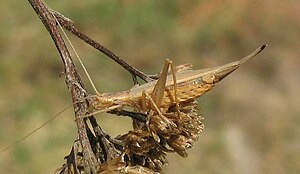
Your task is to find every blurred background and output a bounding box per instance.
[0,0,299,173]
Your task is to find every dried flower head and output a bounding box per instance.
[121,100,203,172]
[99,156,159,174]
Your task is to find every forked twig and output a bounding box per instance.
[107,109,147,122]
[28,0,100,172]
[52,10,153,83]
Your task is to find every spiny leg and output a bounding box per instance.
[169,61,181,116]
[151,59,172,110]
[135,90,174,131]
[150,59,181,116]
[131,91,149,130]
[143,91,174,127]
[152,59,181,114]
[134,59,174,130]
[138,59,171,127]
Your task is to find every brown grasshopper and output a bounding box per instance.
[54,14,266,121]
[85,44,267,119]
[97,45,267,170]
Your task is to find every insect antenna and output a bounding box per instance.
[0,103,72,154]
[53,14,100,95]
[0,95,95,154]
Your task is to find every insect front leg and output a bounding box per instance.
[142,59,182,125]
[143,91,176,128]
[131,59,171,129]
[142,91,175,142]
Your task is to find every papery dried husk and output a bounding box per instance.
[122,100,203,171]
[125,130,156,156]
[149,100,204,157]
[99,156,159,174]
[123,130,167,172]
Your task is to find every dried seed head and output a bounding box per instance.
[148,100,204,157]
[149,115,176,139]
[99,156,159,174]
[167,135,191,157]
[124,165,160,174]
[122,100,203,171]
[99,156,126,174]
[124,130,167,172]
[146,153,167,172]
[125,130,156,156]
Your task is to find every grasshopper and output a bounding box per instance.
[85,44,267,119]
[53,13,266,121]
[100,45,267,169]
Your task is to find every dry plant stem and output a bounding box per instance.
[107,109,147,122]
[28,0,100,172]
[52,11,153,83]
[86,117,120,163]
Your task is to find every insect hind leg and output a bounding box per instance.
[151,59,180,115]
[169,60,181,116]
[150,59,172,110]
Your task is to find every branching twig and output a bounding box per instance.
[28,0,100,172]
[52,10,153,83]
[107,109,147,122]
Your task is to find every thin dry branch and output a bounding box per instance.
[52,10,153,83]
[28,0,100,172]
